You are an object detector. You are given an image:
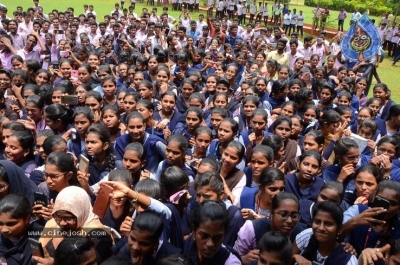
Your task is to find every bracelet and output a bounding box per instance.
[130,191,139,204]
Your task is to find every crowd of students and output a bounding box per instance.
[0,0,399,264]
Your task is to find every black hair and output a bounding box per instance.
[376,180,400,203]
[44,104,73,130]
[387,104,400,121]
[195,172,224,195]
[45,151,79,186]
[252,145,274,163]
[262,135,283,154]
[131,212,164,243]
[302,201,343,261]
[167,134,189,155]
[0,194,30,219]
[86,124,115,171]
[271,192,299,211]
[109,169,133,186]
[159,166,189,198]
[156,254,195,265]
[25,95,45,109]
[334,138,359,157]
[220,117,239,136]
[9,131,35,160]
[191,201,230,231]
[355,164,383,186]
[304,131,324,146]
[270,80,288,98]
[42,135,66,155]
[198,157,220,172]
[377,136,399,154]
[320,181,345,202]
[226,141,245,161]
[258,231,292,265]
[259,167,284,188]
[54,238,95,265]
[135,179,162,200]
[319,110,340,127]
[299,150,322,167]
[3,121,27,132]
[124,142,147,162]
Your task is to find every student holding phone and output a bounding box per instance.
[340,180,400,255]
[36,186,114,264]
[77,124,115,188]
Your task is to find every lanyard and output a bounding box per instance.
[364,227,381,249]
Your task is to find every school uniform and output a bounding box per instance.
[113,133,166,174]
[234,218,306,256]
[284,173,324,201]
[184,235,241,265]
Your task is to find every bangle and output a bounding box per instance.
[130,191,139,204]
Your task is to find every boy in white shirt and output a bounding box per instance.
[283,9,291,35]
[249,1,257,23]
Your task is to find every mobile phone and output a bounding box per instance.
[51,61,59,69]
[371,196,391,220]
[79,154,90,173]
[71,70,78,78]
[140,45,145,54]
[61,95,78,106]
[93,184,113,219]
[53,29,64,34]
[29,238,44,258]
[116,38,124,44]
[60,50,70,57]
[165,28,170,35]
[270,42,277,48]
[317,38,322,42]
[34,192,48,206]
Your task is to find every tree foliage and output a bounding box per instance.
[304,0,393,16]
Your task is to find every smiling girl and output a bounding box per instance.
[5,131,36,177]
[293,201,357,265]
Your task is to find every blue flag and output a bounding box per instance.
[340,14,381,61]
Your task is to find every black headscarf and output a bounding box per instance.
[0,161,38,207]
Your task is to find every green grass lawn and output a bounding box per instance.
[3,0,399,101]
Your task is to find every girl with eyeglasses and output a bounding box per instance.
[240,167,285,220]
[285,150,324,202]
[35,152,79,220]
[234,192,305,265]
[293,201,358,265]
[35,186,113,264]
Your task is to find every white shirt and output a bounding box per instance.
[296,228,358,265]
[297,14,305,26]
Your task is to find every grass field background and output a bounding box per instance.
[2,0,399,101]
